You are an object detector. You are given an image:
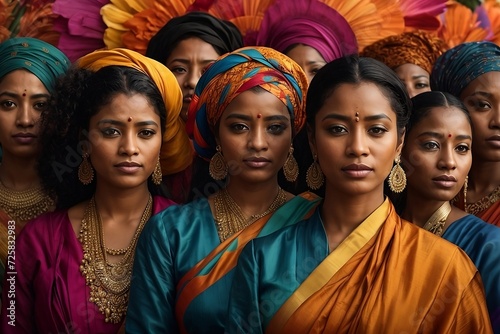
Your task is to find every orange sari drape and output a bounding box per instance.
[269,203,492,333]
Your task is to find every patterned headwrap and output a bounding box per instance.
[253,0,358,63]
[146,11,243,63]
[0,37,70,92]
[77,48,193,176]
[361,32,448,74]
[187,46,308,161]
[431,41,500,97]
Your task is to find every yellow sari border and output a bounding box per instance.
[267,198,391,333]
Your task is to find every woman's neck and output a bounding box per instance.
[402,191,448,228]
[224,178,284,217]
[468,161,500,201]
[0,153,39,189]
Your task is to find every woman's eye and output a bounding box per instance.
[456,144,470,153]
[268,124,287,135]
[139,129,156,137]
[0,100,15,109]
[170,67,187,74]
[415,82,429,89]
[422,141,439,150]
[101,128,119,136]
[231,123,248,132]
[328,125,347,134]
[33,101,48,111]
[368,126,388,135]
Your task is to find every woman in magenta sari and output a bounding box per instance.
[0,49,192,333]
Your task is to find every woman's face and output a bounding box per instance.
[217,89,292,184]
[309,82,403,196]
[87,93,162,189]
[286,44,327,84]
[166,37,220,122]
[394,63,430,98]
[460,71,500,163]
[402,106,472,202]
[0,69,49,159]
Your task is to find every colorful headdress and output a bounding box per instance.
[77,48,193,175]
[252,0,358,62]
[146,11,243,63]
[431,41,500,97]
[361,32,448,74]
[0,37,69,92]
[188,46,308,161]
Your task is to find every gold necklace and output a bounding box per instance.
[79,195,152,324]
[214,187,287,242]
[0,179,54,222]
[422,201,452,237]
[465,185,500,215]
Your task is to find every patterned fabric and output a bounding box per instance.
[187,46,308,161]
[362,31,448,74]
[252,0,358,63]
[0,37,69,92]
[431,41,500,97]
[77,48,193,176]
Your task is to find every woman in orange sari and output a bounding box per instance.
[227,55,492,333]
[126,46,319,333]
[432,41,500,226]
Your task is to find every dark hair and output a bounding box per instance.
[38,65,167,209]
[407,91,471,136]
[391,91,471,213]
[306,55,411,136]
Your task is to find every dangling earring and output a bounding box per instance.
[388,155,406,193]
[78,153,94,185]
[463,175,468,212]
[306,154,324,190]
[209,145,228,180]
[151,156,162,185]
[283,146,299,182]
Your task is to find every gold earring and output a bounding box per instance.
[463,175,468,212]
[152,156,162,185]
[388,155,406,193]
[283,146,299,182]
[306,154,324,190]
[78,153,94,185]
[209,145,228,180]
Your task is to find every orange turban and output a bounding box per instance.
[361,32,448,74]
[77,48,192,175]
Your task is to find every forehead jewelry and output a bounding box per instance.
[22,89,26,97]
[355,112,360,122]
[257,113,262,119]
[128,117,133,122]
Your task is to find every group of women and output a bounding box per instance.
[0,3,499,334]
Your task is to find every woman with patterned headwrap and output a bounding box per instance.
[0,37,69,302]
[0,48,192,333]
[126,46,319,333]
[432,41,500,231]
[362,31,448,98]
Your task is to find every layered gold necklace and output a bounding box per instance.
[422,201,452,237]
[0,179,54,222]
[465,185,500,215]
[79,195,152,324]
[214,187,287,242]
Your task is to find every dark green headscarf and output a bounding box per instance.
[0,37,70,92]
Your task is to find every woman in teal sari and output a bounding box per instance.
[397,91,500,332]
[126,46,319,333]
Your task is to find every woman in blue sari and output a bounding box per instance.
[397,91,500,332]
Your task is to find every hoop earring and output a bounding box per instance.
[388,155,406,193]
[283,146,298,182]
[306,154,324,190]
[151,156,162,185]
[209,145,228,180]
[78,153,94,185]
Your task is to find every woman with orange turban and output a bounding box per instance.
[126,46,320,333]
[362,31,447,98]
[0,48,191,333]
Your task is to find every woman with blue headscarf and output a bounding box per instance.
[0,37,69,298]
[431,41,500,332]
[432,42,500,230]
[126,46,319,333]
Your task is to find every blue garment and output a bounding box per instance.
[443,215,500,333]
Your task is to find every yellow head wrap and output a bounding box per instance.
[77,48,192,175]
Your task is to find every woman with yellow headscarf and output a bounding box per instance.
[126,46,320,333]
[0,48,192,333]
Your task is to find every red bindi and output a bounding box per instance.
[22,89,26,97]
[257,113,262,118]
[448,133,452,138]
[128,117,132,122]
